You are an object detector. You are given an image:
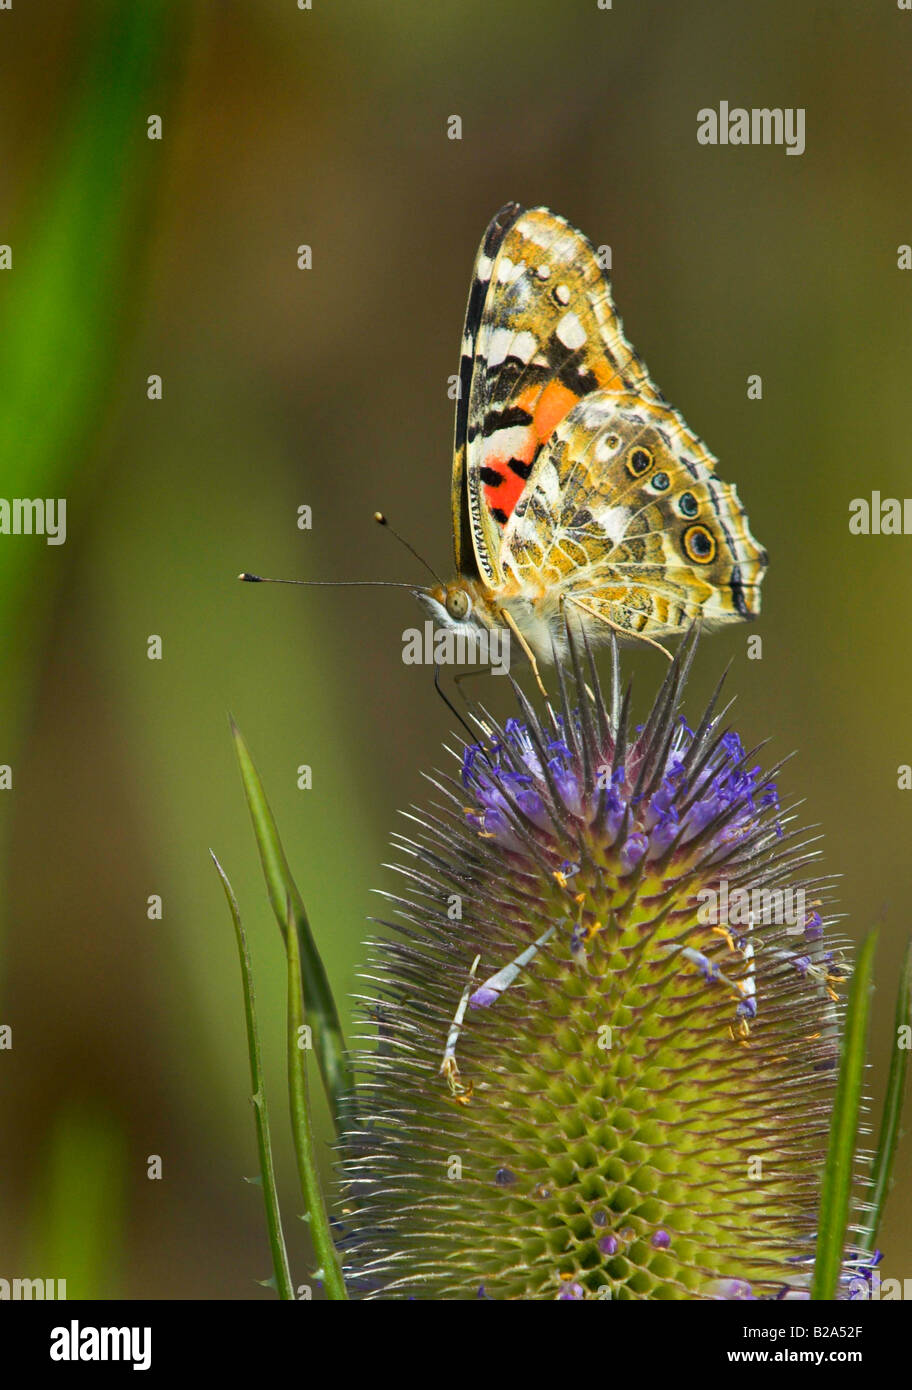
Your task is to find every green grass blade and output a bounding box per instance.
[857,936,912,1255]
[812,928,878,1300]
[230,717,354,1134]
[285,897,348,1300]
[211,851,295,1301]
[26,1105,127,1299]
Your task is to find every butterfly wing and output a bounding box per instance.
[452,204,522,583]
[499,390,767,638]
[453,205,661,588]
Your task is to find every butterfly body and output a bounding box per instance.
[419,204,767,677]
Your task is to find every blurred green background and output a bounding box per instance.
[1,0,910,1298]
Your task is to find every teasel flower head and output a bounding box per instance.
[339,628,867,1299]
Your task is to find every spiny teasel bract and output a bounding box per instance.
[338,626,867,1300]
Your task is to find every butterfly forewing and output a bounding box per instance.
[452,203,523,581]
[455,205,662,587]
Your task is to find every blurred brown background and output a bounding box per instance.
[0,0,910,1297]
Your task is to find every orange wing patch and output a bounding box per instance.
[530,380,582,444]
[480,383,585,526]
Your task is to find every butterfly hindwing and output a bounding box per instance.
[499,390,767,637]
[454,205,662,588]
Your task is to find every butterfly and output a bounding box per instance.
[416,203,767,692]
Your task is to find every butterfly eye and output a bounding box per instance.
[678,491,699,518]
[683,524,717,564]
[626,446,653,477]
[445,588,472,620]
[651,471,670,492]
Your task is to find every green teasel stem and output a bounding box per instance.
[857,937,912,1256]
[211,851,294,1301]
[812,929,878,1300]
[230,716,354,1135]
[285,896,348,1300]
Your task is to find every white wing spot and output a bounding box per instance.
[554,283,571,305]
[536,264,551,280]
[482,425,532,461]
[536,459,562,510]
[486,327,538,367]
[496,256,525,285]
[591,504,630,545]
[556,311,586,351]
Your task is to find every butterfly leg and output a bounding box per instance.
[498,607,548,697]
[440,953,481,1101]
[470,925,558,1009]
[561,594,673,663]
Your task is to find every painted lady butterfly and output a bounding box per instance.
[417,203,767,691]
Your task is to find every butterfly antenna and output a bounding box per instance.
[238,574,417,589]
[374,511,443,585]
